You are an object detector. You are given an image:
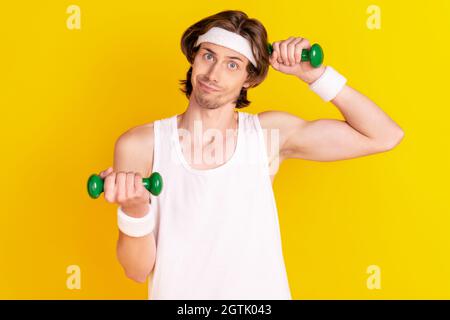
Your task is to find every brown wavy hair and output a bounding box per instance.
[179,10,270,109]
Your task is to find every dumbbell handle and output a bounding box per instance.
[267,42,324,68]
[87,172,163,199]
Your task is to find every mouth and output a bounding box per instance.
[198,80,220,93]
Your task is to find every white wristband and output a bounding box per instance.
[117,203,154,237]
[309,66,347,102]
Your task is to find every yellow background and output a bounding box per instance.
[1,0,449,299]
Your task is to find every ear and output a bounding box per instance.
[243,71,254,89]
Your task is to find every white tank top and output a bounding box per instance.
[148,111,291,299]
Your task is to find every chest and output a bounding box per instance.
[179,131,281,184]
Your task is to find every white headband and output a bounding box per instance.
[194,27,257,68]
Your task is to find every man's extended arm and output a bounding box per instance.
[274,82,404,162]
[262,37,404,162]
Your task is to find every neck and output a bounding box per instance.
[177,103,239,147]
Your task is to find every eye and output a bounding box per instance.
[228,62,239,70]
[203,53,214,61]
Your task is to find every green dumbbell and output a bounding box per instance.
[267,42,324,68]
[87,172,163,199]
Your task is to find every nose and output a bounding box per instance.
[205,62,221,84]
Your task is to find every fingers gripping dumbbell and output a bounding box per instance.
[267,42,324,68]
[87,170,163,199]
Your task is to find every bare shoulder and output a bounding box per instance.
[255,111,302,178]
[257,110,305,149]
[257,110,307,131]
[113,122,155,178]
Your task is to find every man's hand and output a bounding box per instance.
[269,36,326,84]
[102,169,151,217]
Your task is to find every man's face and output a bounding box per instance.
[191,42,251,109]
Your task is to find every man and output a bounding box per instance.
[100,10,404,299]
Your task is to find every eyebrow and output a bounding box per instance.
[202,47,244,63]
